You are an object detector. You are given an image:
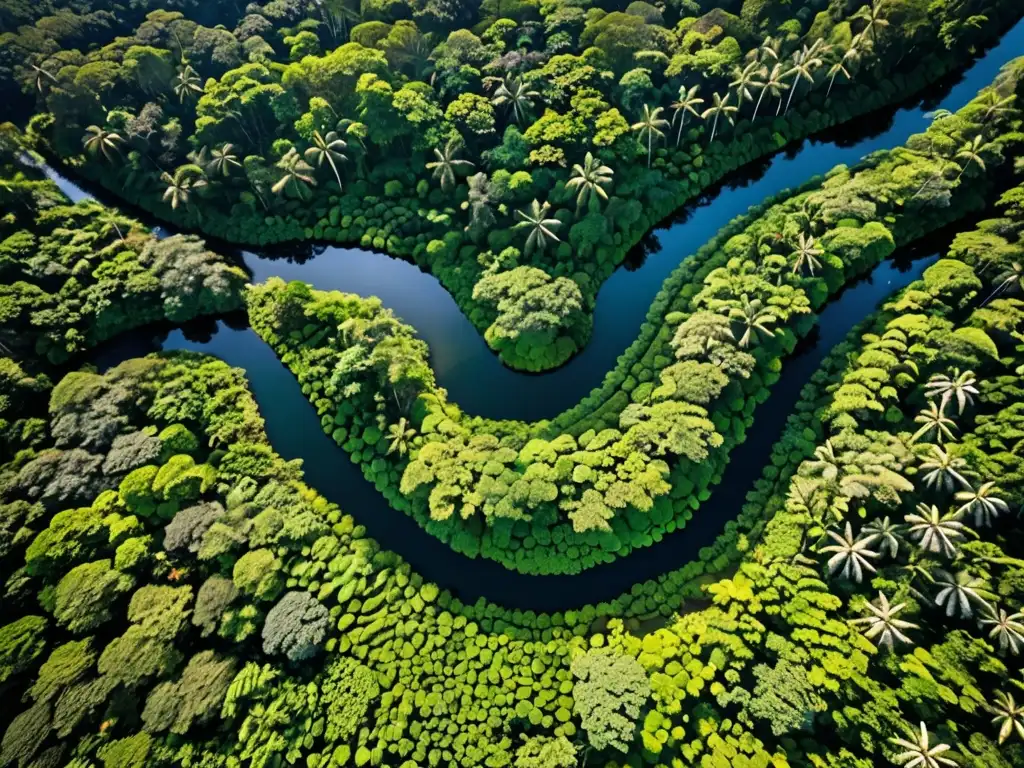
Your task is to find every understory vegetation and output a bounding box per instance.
[4,0,1021,368]
[3,186,1024,766]
[249,64,1024,574]
[5,1,1024,766]
[0,134,246,363]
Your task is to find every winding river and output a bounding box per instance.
[73,20,1024,610]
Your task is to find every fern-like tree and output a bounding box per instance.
[825,45,855,99]
[953,481,1009,527]
[977,91,1017,124]
[730,61,765,116]
[910,402,958,444]
[172,63,203,103]
[853,0,890,45]
[161,165,207,211]
[631,104,668,167]
[700,92,738,143]
[982,260,1022,304]
[783,45,823,115]
[851,591,918,650]
[904,503,970,558]
[426,138,474,191]
[729,295,777,348]
[819,522,879,582]
[756,63,788,120]
[386,417,416,457]
[304,130,348,190]
[789,232,824,275]
[862,516,904,558]
[919,445,971,492]
[514,200,561,256]
[931,569,994,619]
[987,690,1024,743]
[889,722,956,768]
[82,126,123,162]
[491,75,539,125]
[981,609,1024,656]
[954,134,991,181]
[924,369,978,414]
[205,143,241,178]
[566,152,613,213]
[272,148,317,199]
[670,85,704,145]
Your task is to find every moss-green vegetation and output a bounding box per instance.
[3,190,1024,765]
[4,3,1024,766]
[0,134,246,364]
[6,0,1021,368]
[248,67,1023,574]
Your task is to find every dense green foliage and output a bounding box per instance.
[0,136,246,363]
[5,3,1024,767]
[3,189,1024,766]
[248,66,1024,574]
[6,0,1021,368]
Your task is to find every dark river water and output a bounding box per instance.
[66,19,1023,610]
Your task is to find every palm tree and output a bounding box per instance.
[730,61,765,116]
[514,199,561,256]
[272,148,317,199]
[820,522,880,582]
[95,209,128,243]
[757,35,782,65]
[931,569,994,619]
[862,516,904,559]
[632,104,669,167]
[729,295,777,348]
[783,46,823,115]
[206,143,241,178]
[910,402,958,444]
[852,591,918,650]
[853,0,890,46]
[426,138,474,191]
[172,62,203,103]
[30,63,57,94]
[954,135,990,181]
[789,232,824,276]
[924,369,978,415]
[160,165,207,210]
[670,85,704,146]
[889,722,956,768]
[954,481,1009,527]
[700,92,738,143]
[919,445,971,493]
[566,152,613,213]
[981,609,1024,656]
[386,417,417,456]
[304,130,348,190]
[981,261,1023,305]
[905,503,970,558]
[825,58,852,100]
[977,91,1017,124]
[82,126,123,163]
[988,690,1024,744]
[491,75,540,125]
[758,63,790,118]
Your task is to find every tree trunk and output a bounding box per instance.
[752,88,766,122]
[785,78,799,115]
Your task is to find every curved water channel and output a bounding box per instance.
[71,21,1023,610]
